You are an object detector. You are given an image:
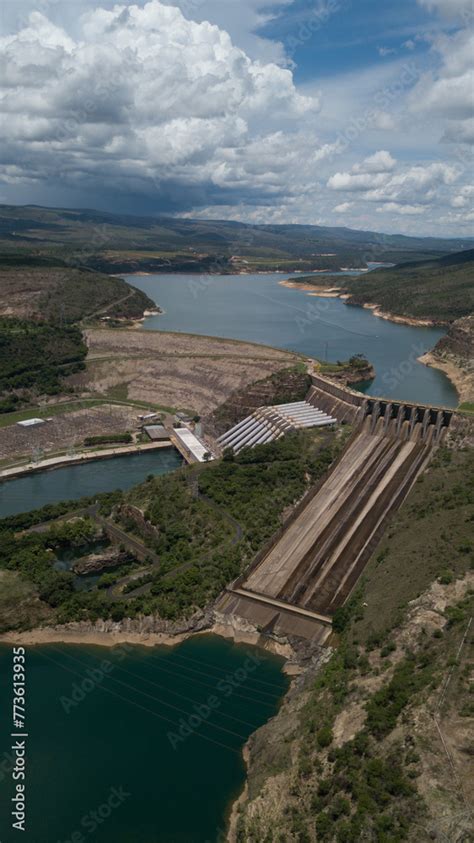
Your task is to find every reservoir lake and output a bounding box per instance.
[128,272,458,408]
[0,637,288,842]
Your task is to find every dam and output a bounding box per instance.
[217,374,453,643]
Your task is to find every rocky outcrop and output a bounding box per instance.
[434,313,474,361]
[73,550,133,575]
[116,504,160,541]
[420,314,474,404]
[324,363,376,387]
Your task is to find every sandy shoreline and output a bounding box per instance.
[227,745,250,842]
[278,279,441,327]
[418,352,472,404]
[279,279,343,295]
[361,302,438,327]
[0,619,296,661]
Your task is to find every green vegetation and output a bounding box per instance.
[0,317,87,410]
[0,489,122,532]
[319,354,374,382]
[1,204,471,275]
[346,444,474,644]
[0,428,339,626]
[0,570,51,632]
[239,585,473,843]
[237,441,474,842]
[198,433,335,551]
[83,432,132,447]
[296,249,474,322]
[0,262,155,323]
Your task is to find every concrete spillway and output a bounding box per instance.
[217,377,453,641]
[243,428,430,616]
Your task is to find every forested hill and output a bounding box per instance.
[0,254,155,412]
[296,249,474,323]
[343,249,474,322]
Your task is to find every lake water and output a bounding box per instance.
[128,272,457,407]
[0,448,182,518]
[0,636,288,842]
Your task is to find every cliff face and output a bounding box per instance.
[423,314,474,405]
[434,314,474,362]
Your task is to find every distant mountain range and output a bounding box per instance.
[0,204,472,274]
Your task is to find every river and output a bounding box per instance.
[127,272,457,407]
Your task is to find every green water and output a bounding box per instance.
[0,449,183,518]
[128,272,458,407]
[0,637,288,842]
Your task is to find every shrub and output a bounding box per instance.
[316,726,333,748]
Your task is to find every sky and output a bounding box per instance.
[0,0,472,235]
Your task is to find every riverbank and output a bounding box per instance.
[419,352,469,404]
[0,440,175,481]
[279,279,440,327]
[0,614,296,663]
[360,302,438,327]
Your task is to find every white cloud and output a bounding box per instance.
[353,150,397,173]
[328,172,388,191]
[417,0,473,19]
[0,1,321,204]
[450,185,474,207]
[371,111,396,130]
[326,155,464,226]
[327,150,397,191]
[442,119,474,145]
[410,28,474,141]
[378,46,396,57]
[376,202,426,215]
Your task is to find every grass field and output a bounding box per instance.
[0,571,52,632]
[347,444,474,644]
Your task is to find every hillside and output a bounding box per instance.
[0,204,472,274]
[294,250,474,324]
[0,259,155,323]
[421,314,474,405]
[235,441,474,842]
[0,256,155,410]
